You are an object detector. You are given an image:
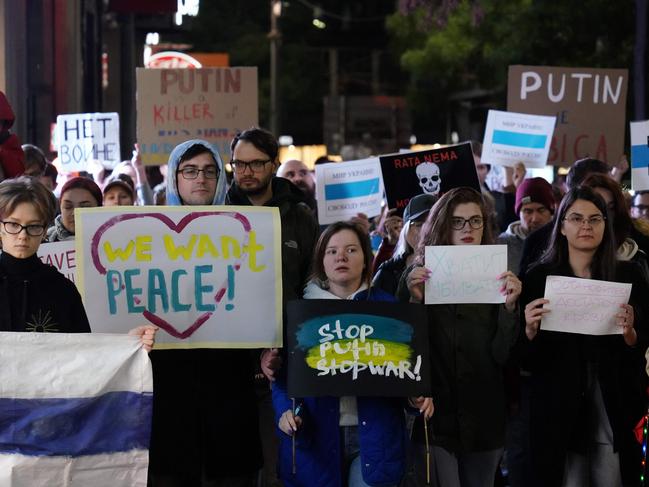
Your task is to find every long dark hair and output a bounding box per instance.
[538,186,617,281]
[414,187,494,266]
[580,173,632,248]
[310,221,374,289]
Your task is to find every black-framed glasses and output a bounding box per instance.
[230,159,271,173]
[177,166,220,180]
[1,221,46,237]
[563,214,605,226]
[450,216,484,230]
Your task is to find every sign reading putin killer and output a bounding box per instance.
[136,67,258,165]
[75,206,282,349]
[286,300,431,397]
[507,65,628,166]
[379,142,480,214]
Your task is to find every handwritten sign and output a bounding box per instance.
[37,241,76,285]
[482,110,556,168]
[286,300,430,397]
[630,120,649,191]
[75,206,282,349]
[379,142,479,215]
[314,158,384,224]
[424,245,507,304]
[541,275,631,335]
[55,113,121,171]
[136,67,258,165]
[508,65,628,166]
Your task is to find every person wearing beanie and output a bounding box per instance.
[498,177,555,275]
[372,193,437,296]
[46,176,102,241]
[103,174,136,206]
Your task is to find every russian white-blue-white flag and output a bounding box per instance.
[0,332,152,487]
[630,120,649,191]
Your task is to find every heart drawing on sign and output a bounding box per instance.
[90,212,251,339]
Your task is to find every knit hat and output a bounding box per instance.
[515,177,554,214]
[59,176,103,206]
[403,194,437,223]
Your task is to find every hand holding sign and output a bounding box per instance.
[616,303,636,346]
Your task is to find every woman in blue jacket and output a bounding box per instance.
[272,221,431,487]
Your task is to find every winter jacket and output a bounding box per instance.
[46,214,74,242]
[497,220,529,275]
[0,91,24,178]
[272,283,407,487]
[226,176,318,302]
[521,261,649,486]
[0,252,90,333]
[149,139,263,478]
[372,253,409,297]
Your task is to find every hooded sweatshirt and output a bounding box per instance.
[0,91,25,178]
[149,139,262,478]
[497,220,529,275]
[165,139,227,206]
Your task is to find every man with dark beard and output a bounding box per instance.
[225,127,318,487]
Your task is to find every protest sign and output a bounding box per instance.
[630,120,649,191]
[0,332,151,487]
[136,67,258,165]
[75,206,283,349]
[508,65,628,166]
[541,275,631,335]
[286,300,430,397]
[481,110,556,168]
[424,245,507,304]
[379,142,479,215]
[37,241,76,284]
[55,112,121,171]
[314,158,384,224]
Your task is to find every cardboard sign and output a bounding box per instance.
[136,67,258,165]
[55,113,121,171]
[379,142,480,214]
[482,110,556,168]
[424,245,507,304]
[507,65,628,166]
[286,300,430,397]
[630,120,649,191]
[0,332,151,486]
[75,206,283,349]
[541,275,631,335]
[37,241,76,285]
[314,158,384,224]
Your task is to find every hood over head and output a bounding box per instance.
[0,91,16,132]
[165,139,227,206]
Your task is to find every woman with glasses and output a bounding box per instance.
[522,186,648,486]
[401,187,521,487]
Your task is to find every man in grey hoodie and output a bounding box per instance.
[149,139,262,487]
[497,177,555,275]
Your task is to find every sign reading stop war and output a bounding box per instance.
[75,206,282,349]
[541,275,631,335]
[55,113,121,171]
[286,300,431,397]
[136,67,258,165]
[507,65,628,166]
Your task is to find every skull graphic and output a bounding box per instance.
[416,162,441,196]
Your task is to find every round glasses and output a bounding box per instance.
[177,167,220,180]
[450,216,484,230]
[1,221,46,237]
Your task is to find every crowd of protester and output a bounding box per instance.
[3,88,649,487]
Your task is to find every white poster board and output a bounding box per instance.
[630,120,649,191]
[75,206,283,349]
[55,112,121,171]
[482,110,556,168]
[541,275,631,335]
[424,245,507,304]
[37,241,76,285]
[315,158,384,224]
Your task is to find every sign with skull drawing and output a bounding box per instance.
[379,142,480,214]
